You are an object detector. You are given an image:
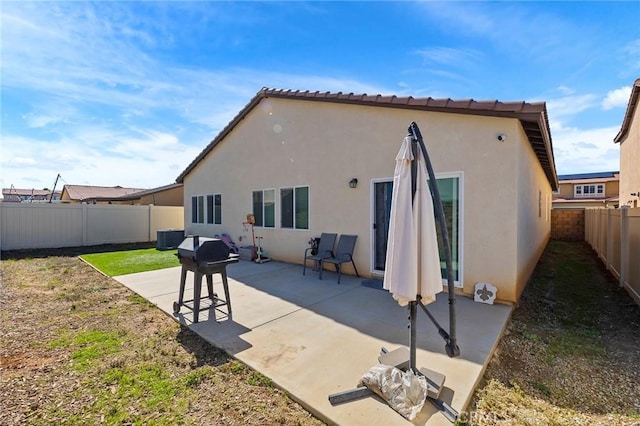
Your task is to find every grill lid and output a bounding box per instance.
[177,236,230,262]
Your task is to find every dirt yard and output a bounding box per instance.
[0,248,324,425]
[468,241,640,425]
[1,241,639,425]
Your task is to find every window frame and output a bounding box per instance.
[206,194,222,225]
[252,189,276,228]
[191,195,205,224]
[280,185,309,230]
[574,183,605,198]
[369,172,463,287]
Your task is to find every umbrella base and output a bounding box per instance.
[378,347,445,400]
[328,346,457,423]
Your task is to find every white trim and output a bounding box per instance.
[251,188,276,228]
[279,185,310,231]
[369,177,393,277]
[574,183,605,198]
[206,193,222,225]
[434,171,464,288]
[369,172,464,288]
[191,194,206,224]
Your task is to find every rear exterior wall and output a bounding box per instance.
[183,98,550,303]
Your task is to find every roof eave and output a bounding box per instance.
[614,78,640,143]
[176,88,558,190]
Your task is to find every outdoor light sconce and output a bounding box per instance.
[349,178,358,188]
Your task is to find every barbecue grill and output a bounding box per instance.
[173,235,239,323]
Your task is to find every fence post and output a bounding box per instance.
[620,206,629,289]
[82,203,88,246]
[584,209,590,244]
[606,209,613,271]
[148,205,153,243]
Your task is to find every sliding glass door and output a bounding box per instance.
[372,173,462,286]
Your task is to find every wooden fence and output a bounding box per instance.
[0,203,184,251]
[585,207,640,305]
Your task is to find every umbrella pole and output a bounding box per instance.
[409,122,460,358]
[409,134,419,372]
[409,301,417,372]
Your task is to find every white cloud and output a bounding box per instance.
[556,86,575,96]
[550,124,620,174]
[0,127,202,191]
[620,39,640,77]
[602,86,631,110]
[414,47,483,67]
[547,94,599,121]
[1,2,391,192]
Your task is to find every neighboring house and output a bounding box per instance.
[614,78,640,208]
[60,183,183,206]
[60,185,147,204]
[552,171,620,209]
[115,183,184,206]
[176,88,558,303]
[1,187,61,202]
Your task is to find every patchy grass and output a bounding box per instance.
[79,247,179,276]
[0,249,323,426]
[467,241,640,425]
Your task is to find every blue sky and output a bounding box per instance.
[1,1,639,191]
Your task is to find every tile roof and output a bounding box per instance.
[614,78,640,143]
[62,185,147,202]
[116,183,183,200]
[2,188,59,197]
[553,196,619,204]
[177,88,558,188]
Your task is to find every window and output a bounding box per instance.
[252,189,275,228]
[433,176,461,283]
[281,186,309,229]
[207,194,222,225]
[574,184,605,198]
[538,190,542,218]
[191,196,205,223]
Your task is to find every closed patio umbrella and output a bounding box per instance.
[328,122,459,422]
[383,135,441,306]
[384,122,460,371]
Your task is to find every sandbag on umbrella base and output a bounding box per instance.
[360,364,427,421]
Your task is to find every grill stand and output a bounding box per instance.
[173,260,234,323]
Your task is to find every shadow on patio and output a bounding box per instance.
[114,259,512,426]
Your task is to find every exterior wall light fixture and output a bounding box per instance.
[349,178,358,188]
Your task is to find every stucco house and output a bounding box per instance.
[60,183,182,206]
[60,185,146,204]
[115,183,184,206]
[176,88,558,303]
[552,171,620,209]
[615,78,640,208]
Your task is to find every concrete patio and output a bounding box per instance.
[114,260,512,426]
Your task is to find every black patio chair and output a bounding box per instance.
[303,233,337,276]
[319,234,359,284]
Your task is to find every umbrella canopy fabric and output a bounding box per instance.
[383,136,442,306]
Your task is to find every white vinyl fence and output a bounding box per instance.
[0,203,184,251]
[585,206,640,306]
